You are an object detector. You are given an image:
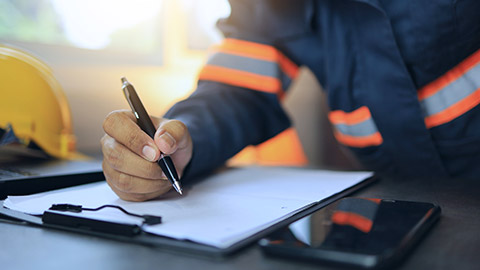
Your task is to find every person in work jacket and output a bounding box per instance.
[101,0,480,201]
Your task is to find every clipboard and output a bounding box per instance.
[0,175,377,257]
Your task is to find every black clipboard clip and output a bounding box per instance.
[42,204,162,237]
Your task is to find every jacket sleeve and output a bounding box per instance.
[164,0,306,180]
[164,82,291,180]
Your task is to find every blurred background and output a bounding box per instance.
[0,0,230,155]
[0,0,357,169]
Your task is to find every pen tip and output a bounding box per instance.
[121,77,128,84]
[173,181,183,195]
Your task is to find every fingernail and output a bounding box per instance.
[160,132,175,148]
[142,145,156,161]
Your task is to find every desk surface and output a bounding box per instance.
[1,175,479,270]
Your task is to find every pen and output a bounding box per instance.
[121,77,183,195]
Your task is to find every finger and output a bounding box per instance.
[154,119,190,155]
[101,134,164,179]
[106,179,169,202]
[103,160,171,195]
[103,109,160,162]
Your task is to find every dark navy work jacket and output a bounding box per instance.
[166,0,480,180]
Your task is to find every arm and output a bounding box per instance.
[165,0,310,178]
[101,0,305,200]
[165,81,291,179]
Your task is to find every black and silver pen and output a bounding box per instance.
[121,77,183,195]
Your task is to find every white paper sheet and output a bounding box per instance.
[4,166,372,248]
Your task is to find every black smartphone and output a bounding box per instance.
[258,197,440,269]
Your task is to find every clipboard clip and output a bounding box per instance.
[42,204,163,237]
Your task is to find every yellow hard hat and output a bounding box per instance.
[0,44,77,159]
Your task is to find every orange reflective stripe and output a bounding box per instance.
[211,38,279,61]
[418,49,480,100]
[199,65,285,99]
[201,38,299,96]
[228,127,308,166]
[201,39,304,165]
[211,38,299,79]
[364,198,381,204]
[333,131,383,148]
[331,211,374,233]
[278,53,299,79]
[418,48,480,128]
[256,127,308,166]
[424,87,480,128]
[328,106,383,148]
[328,106,371,125]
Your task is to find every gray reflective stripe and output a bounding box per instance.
[207,53,279,77]
[206,52,292,90]
[337,198,379,221]
[333,118,379,137]
[420,63,480,116]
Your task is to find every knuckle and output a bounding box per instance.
[172,119,187,131]
[145,163,164,179]
[104,142,124,170]
[169,120,188,136]
[115,172,135,192]
[103,111,119,133]
[102,166,140,201]
[103,110,133,136]
[126,131,147,154]
[127,130,141,145]
[100,135,112,154]
[101,160,110,178]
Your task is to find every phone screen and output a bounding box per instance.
[259,198,440,269]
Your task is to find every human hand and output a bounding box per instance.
[101,109,193,201]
